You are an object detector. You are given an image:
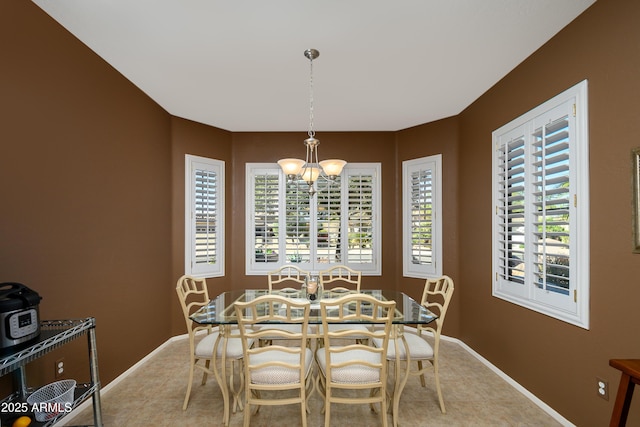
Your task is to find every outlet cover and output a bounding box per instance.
[597,377,609,400]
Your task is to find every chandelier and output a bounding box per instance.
[277,49,347,197]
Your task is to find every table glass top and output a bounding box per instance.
[190,289,437,325]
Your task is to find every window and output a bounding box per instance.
[492,80,589,329]
[246,163,381,275]
[402,155,443,278]
[185,155,224,277]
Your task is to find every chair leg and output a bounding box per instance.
[202,359,210,385]
[301,389,308,427]
[380,386,389,427]
[324,394,331,427]
[392,365,402,427]
[243,401,251,427]
[305,375,314,414]
[433,360,446,414]
[238,360,245,411]
[417,361,426,387]
[182,358,196,410]
[229,360,244,414]
[316,374,327,414]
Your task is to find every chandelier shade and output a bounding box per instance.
[319,159,347,177]
[301,166,321,184]
[277,49,347,196]
[277,158,305,177]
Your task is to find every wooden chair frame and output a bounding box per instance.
[317,265,368,343]
[382,275,454,416]
[316,294,396,427]
[234,295,313,427]
[175,275,245,417]
[267,265,310,291]
[319,265,362,292]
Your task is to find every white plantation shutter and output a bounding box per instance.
[185,155,224,277]
[492,80,589,329]
[531,113,571,297]
[316,176,342,265]
[346,170,376,267]
[410,169,433,265]
[285,179,311,264]
[246,163,380,275]
[403,155,442,278]
[496,132,526,287]
[253,170,280,266]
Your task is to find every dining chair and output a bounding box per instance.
[175,275,250,419]
[319,264,361,292]
[317,265,368,342]
[316,293,396,427]
[234,295,314,427]
[374,275,454,415]
[263,265,313,344]
[268,265,310,291]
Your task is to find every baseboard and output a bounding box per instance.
[56,332,574,427]
[55,334,188,426]
[439,335,575,427]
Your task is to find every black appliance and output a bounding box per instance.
[0,283,41,349]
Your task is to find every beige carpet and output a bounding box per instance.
[66,336,563,426]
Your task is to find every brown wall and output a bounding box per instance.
[4,0,640,425]
[396,117,461,336]
[457,0,640,425]
[170,117,232,336]
[1,2,172,385]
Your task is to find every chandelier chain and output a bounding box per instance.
[277,49,346,198]
[308,53,315,138]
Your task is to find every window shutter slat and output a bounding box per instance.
[532,115,571,296]
[194,169,217,266]
[347,173,374,264]
[284,179,311,263]
[496,133,526,284]
[254,172,280,263]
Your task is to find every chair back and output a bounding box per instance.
[176,275,211,336]
[319,265,361,292]
[419,275,455,337]
[319,294,395,387]
[267,265,310,291]
[234,295,311,386]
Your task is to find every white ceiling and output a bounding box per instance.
[32,0,596,132]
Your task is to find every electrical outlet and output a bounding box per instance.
[55,358,65,379]
[597,377,609,400]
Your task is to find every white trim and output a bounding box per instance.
[402,154,443,278]
[491,80,589,329]
[185,154,225,278]
[245,162,382,275]
[441,335,574,427]
[58,333,573,426]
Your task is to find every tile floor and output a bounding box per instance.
[66,336,563,426]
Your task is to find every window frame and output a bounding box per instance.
[245,162,381,275]
[402,154,443,278]
[185,154,225,278]
[491,80,589,329]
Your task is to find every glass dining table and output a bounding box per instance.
[190,288,437,427]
